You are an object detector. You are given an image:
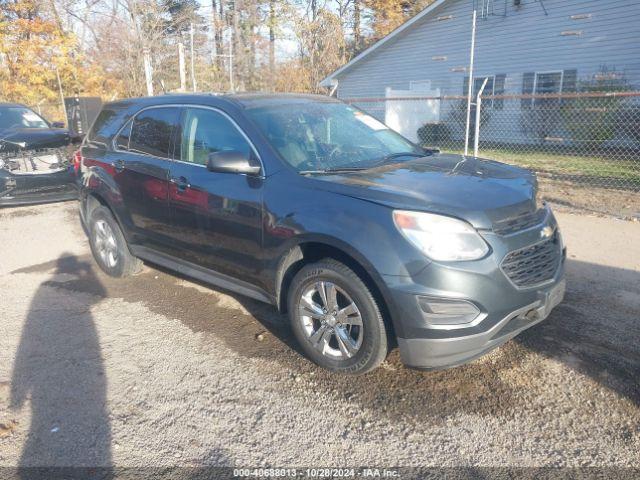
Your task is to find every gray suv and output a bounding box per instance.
[78,93,566,374]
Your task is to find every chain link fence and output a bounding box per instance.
[346,91,640,200]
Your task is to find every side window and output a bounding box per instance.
[115,118,132,150]
[86,108,119,147]
[179,108,251,166]
[129,107,180,158]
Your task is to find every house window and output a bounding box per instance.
[522,70,577,108]
[463,75,495,107]
[534,71,563,107]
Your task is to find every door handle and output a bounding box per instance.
[170,176,190,192]
[112,159,125,172]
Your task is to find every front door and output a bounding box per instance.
[111,106,181,255]
[167,107,264,284]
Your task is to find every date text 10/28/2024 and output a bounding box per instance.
[232,468,400,478]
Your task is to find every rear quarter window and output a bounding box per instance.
[86,107,129,148]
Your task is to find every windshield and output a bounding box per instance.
[0,107,49,130]
[245,102,425,172]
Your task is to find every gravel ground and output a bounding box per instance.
[0,201,638,473]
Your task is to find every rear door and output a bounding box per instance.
[166,106,264,284]
[111,106,181,254]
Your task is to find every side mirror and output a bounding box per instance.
[51,121,65,128]
[207,151,261,176]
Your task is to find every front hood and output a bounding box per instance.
[310,154,538,229]
[0,128,71,152]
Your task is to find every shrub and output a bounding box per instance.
[417,122,451,147]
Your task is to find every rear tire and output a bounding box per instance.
[287,259,388,375]
[88,206,142,277]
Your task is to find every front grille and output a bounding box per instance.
[493,208,547,235]
[501,232,562,288]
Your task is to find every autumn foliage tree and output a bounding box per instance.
[0,0,121,119]
[0,0,435,113]
[364,0,435,40]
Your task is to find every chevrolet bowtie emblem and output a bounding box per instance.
[540,225,555,239]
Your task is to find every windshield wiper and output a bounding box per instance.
[299,150,439,175]
[380,151,429,162]
[364,150,439,169]
[299,167,368,175]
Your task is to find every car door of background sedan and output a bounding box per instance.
[167,106,264,285]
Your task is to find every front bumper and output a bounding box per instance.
[0,168,77,207]
[388,207,566,369]
[397,278,565,369]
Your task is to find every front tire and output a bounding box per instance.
[287,259,388,375]
[88,206,142,277]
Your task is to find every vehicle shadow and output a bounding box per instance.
[212,258,640,410]
[514,259,640,406]
[18,255,639,425]
[9,254,112,475]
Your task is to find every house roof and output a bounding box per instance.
[319,0,449,88]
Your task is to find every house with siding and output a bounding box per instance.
[320,0,640,146]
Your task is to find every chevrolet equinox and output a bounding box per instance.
[78,93,566,375]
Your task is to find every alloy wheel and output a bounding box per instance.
[298,281,363,360]
[94,219,119,269]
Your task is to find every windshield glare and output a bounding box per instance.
[246,102,424,172]
[0,107,49,130]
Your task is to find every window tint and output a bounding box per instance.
[179,108,251,165]
[129,107,180,158]
[246,102,421,172]
[115,118,132,150]
[87,108,120,146]
[0,107,48,129]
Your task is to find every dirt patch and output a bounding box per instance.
[540,179,640,220]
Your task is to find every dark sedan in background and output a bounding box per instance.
[0,103,79,206]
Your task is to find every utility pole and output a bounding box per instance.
[143,48,154,96]
[55,67,67,125]
[464,10,477,156]
[212,28,234,92]
[353,0,361,54]
[229,31,234,92]
[211,2,218,62]
[190,23,197,92]
[269,0,276,90]
[178,42,187,91]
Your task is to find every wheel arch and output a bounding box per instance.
[275,238,398,343]
[83,190,133,245]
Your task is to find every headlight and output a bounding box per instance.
[393,210,489,262]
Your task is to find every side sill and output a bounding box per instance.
[130,245,275,305]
